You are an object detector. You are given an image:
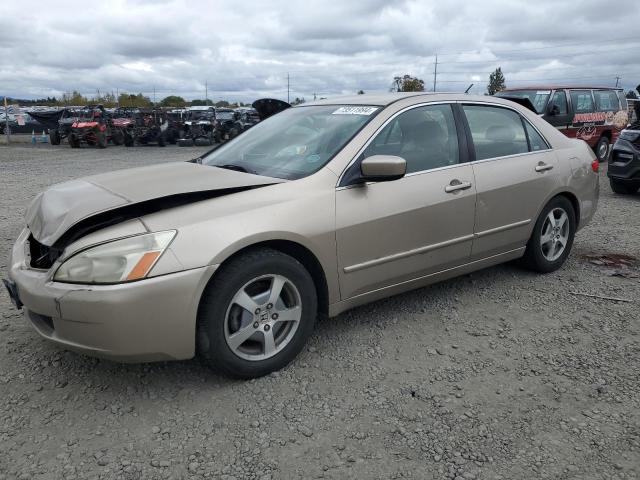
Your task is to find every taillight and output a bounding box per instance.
[591,160,599,173]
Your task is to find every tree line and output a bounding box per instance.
[5,92,251,108]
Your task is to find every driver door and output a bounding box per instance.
[335,104,477,299]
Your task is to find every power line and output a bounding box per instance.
[434,35,640,57]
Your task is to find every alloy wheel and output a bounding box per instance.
[224,274,302,361]
[540,207,570,262]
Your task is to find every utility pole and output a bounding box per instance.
[433,54,438,92]
[3,96,10,145]
[615,76,621,88]
[287,73,290,104]
[205,81,208,105]
[153,86,156,106]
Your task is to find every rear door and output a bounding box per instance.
[460,103,560,260]
[335,103,476,299]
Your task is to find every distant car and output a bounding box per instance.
[496,86,629,162]
[608,122,640,194]
[215,108,241,141]
[4,93,599,378]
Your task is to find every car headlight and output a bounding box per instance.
[53,231,176,284]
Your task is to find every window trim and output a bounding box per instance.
[550,89,568,116]
[337,101,467,188]
[459,101,552,163]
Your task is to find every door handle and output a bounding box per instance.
[535,162,554,172]
[445,179,472,193]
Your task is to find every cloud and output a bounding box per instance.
[1,0,639,102]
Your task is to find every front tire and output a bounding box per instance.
[521,196,576,273]
[595,136,610,162]
[609,178,640,195]
[197,249,317,378]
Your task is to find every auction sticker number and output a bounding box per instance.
[332,106,378,115]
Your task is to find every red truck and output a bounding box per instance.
[497,86,629,161]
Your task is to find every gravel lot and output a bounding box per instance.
[0,143,638,480]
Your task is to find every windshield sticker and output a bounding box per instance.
[332,106,378,115]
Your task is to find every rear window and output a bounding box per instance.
[594,91,620,112]
[570,91,594,113]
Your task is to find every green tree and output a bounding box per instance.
[159,95,187,107]
[357,90,365,95]
[487,67,506,95]
[190,99,214,106]
[118,93,152,108]
[390,75,425,92]
[61,90,88,106]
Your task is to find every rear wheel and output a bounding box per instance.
[111,129,124,146]
[124,132,134,147]
[68,133,80,148]
[96,131,107,149]
[157,133,166,147]
[610,178,640,195]
[595,136,610,162]
[49,130,61,145]
[197,249,317,378]
[521,196,576,273]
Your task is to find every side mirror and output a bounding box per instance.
[360,155,406,182]
[548,104,560,116]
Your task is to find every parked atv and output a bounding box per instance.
[114,109,169,147]
[237,108,261,132]
[27,108,81,145]
[67,106,119,148]
[215,108,241,142]
[178,106,219,146]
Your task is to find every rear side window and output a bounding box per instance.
[594,90,620,112]
[462,105,528,160]
[617,91,628,111]
[524,122,550,151]
[570,90,594,113]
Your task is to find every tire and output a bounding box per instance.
[609,178,640,195]
[595,136,610,162]
[50,130,61,145]
[111,130,124,146]
[68,134,80,148]
[178,138,194,147]
[157,133,166,147]
[197,248,317,378]
[124,133,134,147]
[96,131,107,149]
[521,196,576,273]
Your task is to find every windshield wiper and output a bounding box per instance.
[215,164,257,175]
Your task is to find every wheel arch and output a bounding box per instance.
[201,239,330,318]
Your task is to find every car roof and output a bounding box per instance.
[502,86,623,92]
[300,92,523,107]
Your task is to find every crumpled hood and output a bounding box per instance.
[26,162,284,247]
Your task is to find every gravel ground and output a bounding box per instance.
[0,144,638,480]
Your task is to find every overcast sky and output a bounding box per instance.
[1,0,639,102]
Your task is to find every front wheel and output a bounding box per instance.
[609,178,640,195]
[595,136,610,162]
[50,130,61,145]
[521,196,576,273]
[197,249,317,378]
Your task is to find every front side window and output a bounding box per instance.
[361,104,459,174]
[570,90,594,113]
[463,105,528,160]
[550,90,568,115]
[203,105,379,180]
[594,90,620,112]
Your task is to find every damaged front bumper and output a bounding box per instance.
[6,229,216,362]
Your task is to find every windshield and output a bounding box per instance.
[496,90,550,114]
[189,110,213,120]
[216,111,235,120]
[202,105,380,180]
